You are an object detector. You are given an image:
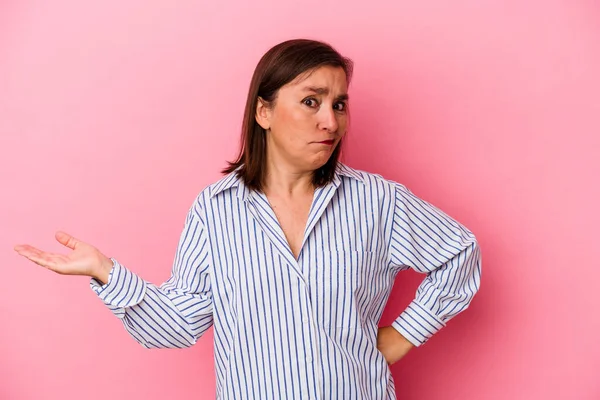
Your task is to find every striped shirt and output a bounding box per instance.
[90,162,482,400]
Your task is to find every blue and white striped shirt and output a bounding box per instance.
[90,162,481,399]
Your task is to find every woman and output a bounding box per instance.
[14,39,482,399]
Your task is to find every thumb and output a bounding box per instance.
[55,231,81,250]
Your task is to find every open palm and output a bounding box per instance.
[14,231,112,279]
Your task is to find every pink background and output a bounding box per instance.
[2,1,599,399]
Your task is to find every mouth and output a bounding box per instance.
[316,139,335,145]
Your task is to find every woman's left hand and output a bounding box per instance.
[377,326,415,365]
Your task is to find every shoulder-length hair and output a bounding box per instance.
[222,38,354,192]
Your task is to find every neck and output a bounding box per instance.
[263,157,315,199]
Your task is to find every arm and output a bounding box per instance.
[388,183,482,347]
[89,202,214,349]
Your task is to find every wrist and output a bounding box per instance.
[389,326,415,359]
[93,256,114,285]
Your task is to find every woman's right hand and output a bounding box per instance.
[14,231,114,285]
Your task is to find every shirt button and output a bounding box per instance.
[306,356,313,363]
[302,316,309,323]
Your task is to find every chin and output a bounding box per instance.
[307,153,333,170]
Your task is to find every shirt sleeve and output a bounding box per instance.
[89,202,214,349]
[388,183,482,347]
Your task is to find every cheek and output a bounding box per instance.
[289,108,314,130]
[272,105,305,131]
[338,116,348,132]
[274,109,315,140]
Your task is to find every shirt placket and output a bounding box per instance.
[297,254,324,400]
[245,179,342,400]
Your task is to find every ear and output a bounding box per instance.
[255,97,271,130]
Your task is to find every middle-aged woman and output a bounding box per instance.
[14,39,482,399]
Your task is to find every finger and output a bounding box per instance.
[55,231,80,250]
[17,247,57,270]
[14,244,43,258]
[15,245,60,264]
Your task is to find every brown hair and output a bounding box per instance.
[222,38,354,192]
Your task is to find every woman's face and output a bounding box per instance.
[257,65,349,173]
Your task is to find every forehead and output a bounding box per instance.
[284,65,348,94]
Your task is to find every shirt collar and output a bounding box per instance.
[209,162,364,201]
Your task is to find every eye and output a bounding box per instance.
[334,101,347,112]
[302,97,319,108]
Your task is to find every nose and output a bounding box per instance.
[317,106,339,133]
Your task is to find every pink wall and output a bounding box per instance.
[2,1,599,399]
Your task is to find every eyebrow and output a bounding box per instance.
[303,86,349,101]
